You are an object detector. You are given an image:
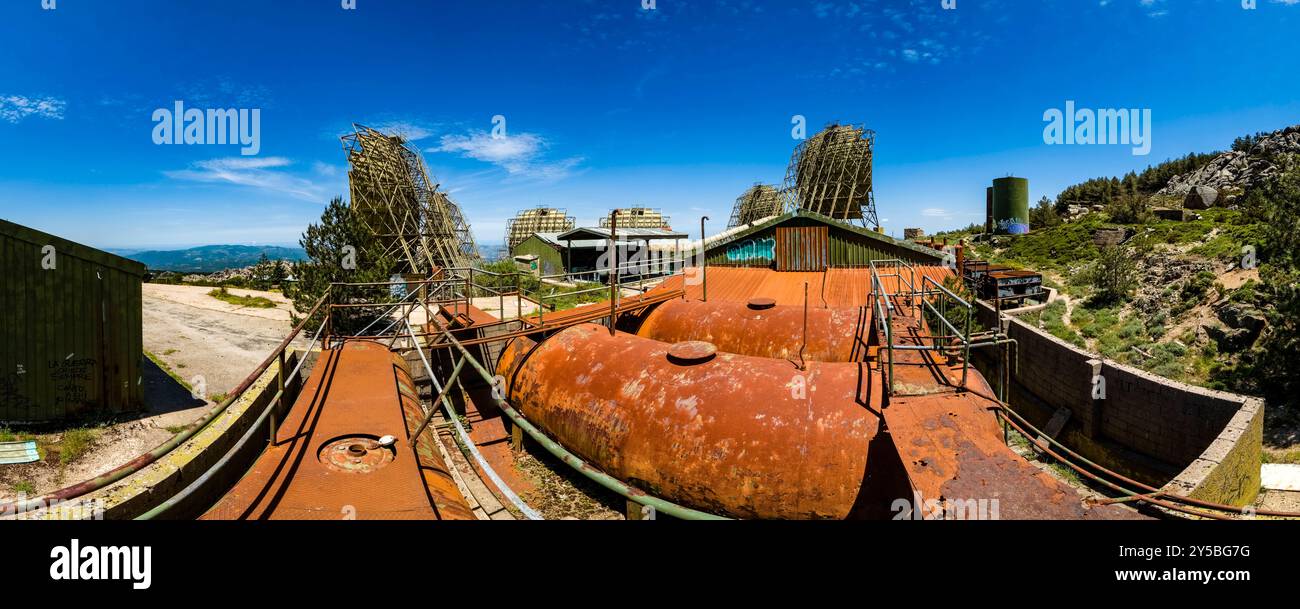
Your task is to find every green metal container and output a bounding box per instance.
[1,220,146,423]
[991,177,1030,235]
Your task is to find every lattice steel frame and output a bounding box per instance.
[727,183,786,228]
[783,123,880,229]
[342,124,479,273]
[504,207,576,252]
[598,207,671,229]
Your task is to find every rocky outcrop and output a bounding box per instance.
[1158,125,1300,199]
[1092,227,1132,247]
[1183,186,1219,210]
[1204,303,1267,351]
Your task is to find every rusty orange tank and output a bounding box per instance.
[634,298,866,362]
[497,323,910,519]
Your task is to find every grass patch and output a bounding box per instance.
[207,286,276,308]
[145,351,193,392]
[208,392,230,404]
[164,425,189,434]
[1263,449,1300,464]
[58,428,98,465]
[537,281,614,312]
[11,480,36,495]
[1033,300,1084,347]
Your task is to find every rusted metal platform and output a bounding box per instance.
[202,340,474,520]
[876,302,1146,519]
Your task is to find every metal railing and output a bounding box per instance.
[869,259,985,396]
[418,313,728,520]
[427,257,688,329]
[134,289,336,519]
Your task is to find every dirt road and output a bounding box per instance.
[143,283,306,397]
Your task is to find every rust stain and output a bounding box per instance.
[652,265,955,308]
[636,299,867,362]
[499,324,884,519]
[202,340,474,520]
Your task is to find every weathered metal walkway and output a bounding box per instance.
[201,340,473,520]
[874,296,1144,519]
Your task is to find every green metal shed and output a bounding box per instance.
[1,219,146,423]
[511,233,568,276]
[704,209,946,270]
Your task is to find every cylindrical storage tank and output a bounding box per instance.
[991,177,1030,235]
[497,324,906,519]
[985,186,994,234]
[634,299,863,362]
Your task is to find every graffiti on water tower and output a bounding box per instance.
[997,218,1030,235]
[726,237,775,262]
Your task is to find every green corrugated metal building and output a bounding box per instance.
[511,233,568,276]
[1,219,147,423]
[704,209,945,270]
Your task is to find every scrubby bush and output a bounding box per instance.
[1089,246,1137,305]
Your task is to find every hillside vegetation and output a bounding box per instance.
[939,126,1300,450]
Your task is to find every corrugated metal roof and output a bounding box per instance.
[701,208,945,263]
[0,219,147,276]
[530,231,675,250]
[558,227,690,241]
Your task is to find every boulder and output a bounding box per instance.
[1092,227,1130,247]
[1203,324,1257,351]
[1218,303,1266,334]
[1183,186,1218,210]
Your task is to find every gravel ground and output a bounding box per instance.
[142,283,305,397]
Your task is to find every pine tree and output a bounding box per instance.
[283,196,397,334]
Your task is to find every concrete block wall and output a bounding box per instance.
[975,301,1262,506]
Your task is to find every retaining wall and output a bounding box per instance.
[974,301,1261,506]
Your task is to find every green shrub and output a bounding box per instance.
[1089,246,1137,304]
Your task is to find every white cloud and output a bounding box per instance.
[164,157,330,202]
[0,95,66,123]
[370,121,438,142]
[429,130,583,181]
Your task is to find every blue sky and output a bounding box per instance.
[0,0,1297,250]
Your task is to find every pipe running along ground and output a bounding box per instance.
[430,317,729,520]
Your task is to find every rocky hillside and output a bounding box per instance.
[946,125,1300,454]
[1157,125,1300,199]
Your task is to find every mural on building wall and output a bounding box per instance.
[726,237,775,263]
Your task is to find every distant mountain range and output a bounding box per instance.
[121,245,308,273]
